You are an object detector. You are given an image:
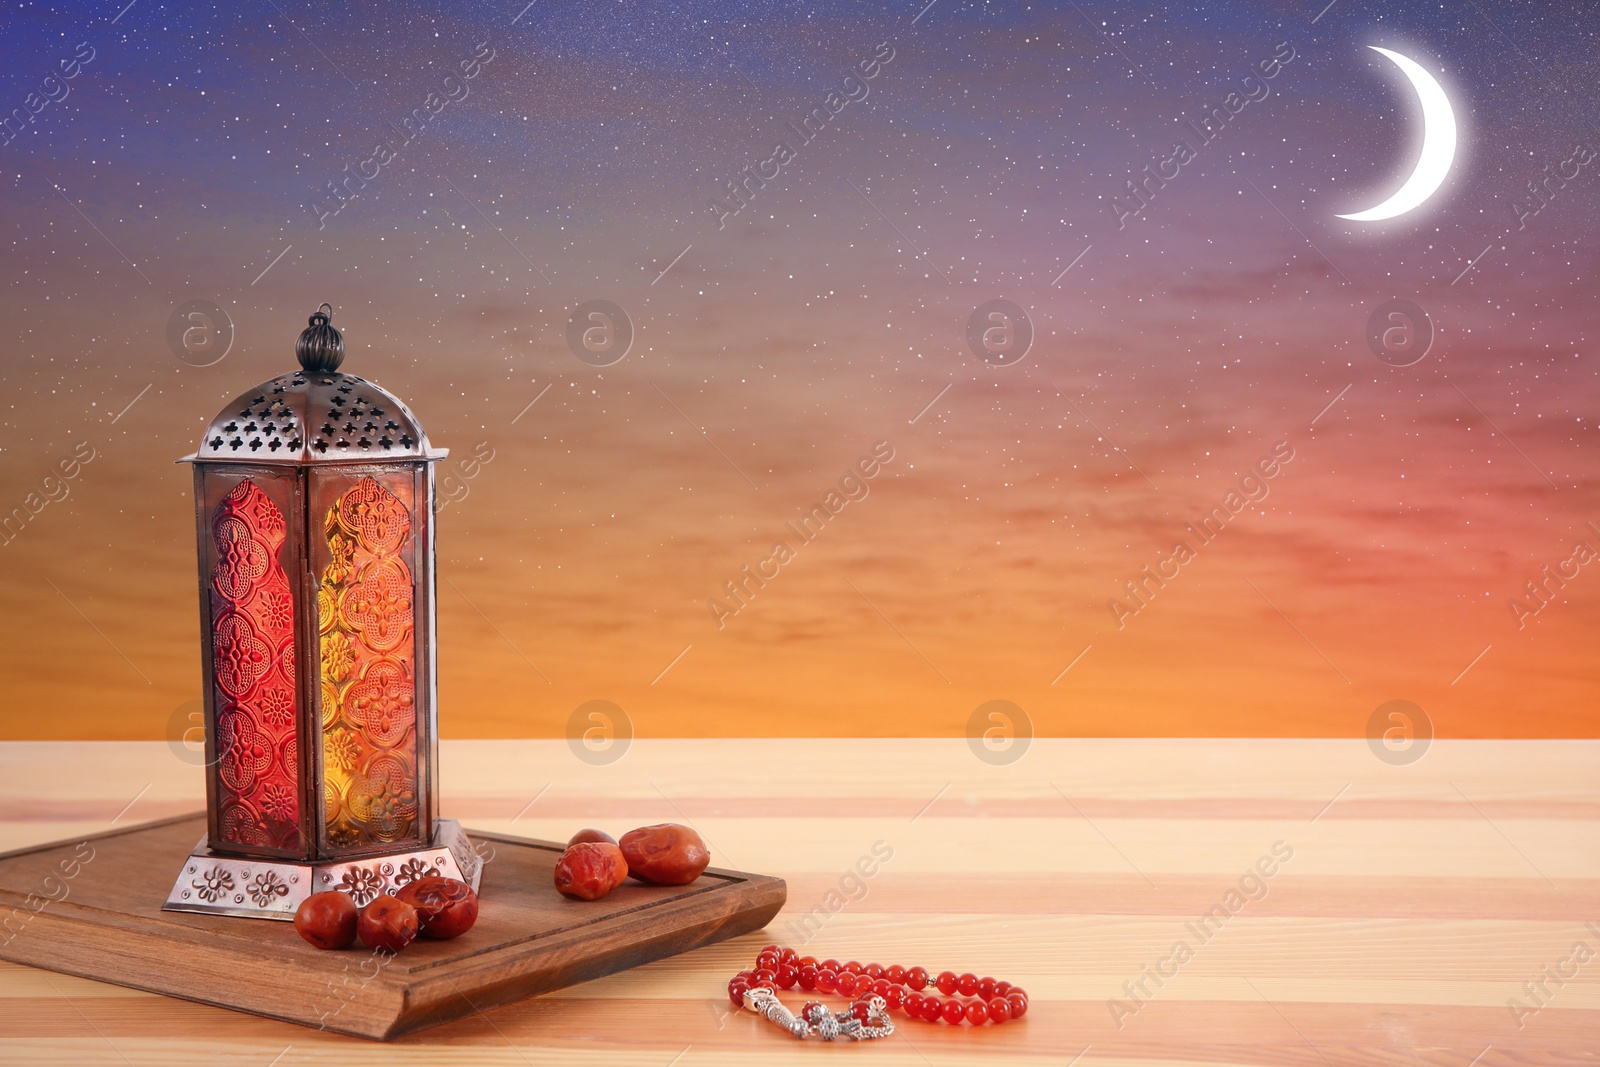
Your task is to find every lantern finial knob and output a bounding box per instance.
[295,302,344,373]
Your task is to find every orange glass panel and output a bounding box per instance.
[318,476,421,851]
[209,479,300,850]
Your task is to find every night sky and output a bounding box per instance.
[1,0,1596,741]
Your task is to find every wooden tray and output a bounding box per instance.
[0,813,785,1040]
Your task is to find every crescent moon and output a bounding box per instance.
[1337,47,1458,222]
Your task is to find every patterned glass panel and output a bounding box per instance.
[319,476,421,850]
[210,479,300,850]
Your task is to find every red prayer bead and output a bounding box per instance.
[724,947,1026,1030]
[801,1000,823,1019]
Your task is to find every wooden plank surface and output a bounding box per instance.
[1,738,1597,1065]
[0,814,785,1040]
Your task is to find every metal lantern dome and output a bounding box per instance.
[163,305,480,920]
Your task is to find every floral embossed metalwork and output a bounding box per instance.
[337,865,386,906]
[210,480,300,850]
[346,755,419,842]
[248,870,290,907]
[324,728,360,772]
[213,614,271,698]
[213,518,268,599]
[318,476,421,853]
[337,477,408,554]
[194,866,237,903]
[343,560,414,651]
[216,710,273,795]
[260,781,296,823]
[394,857,439,886]
[260,686,294,729]
[321,630,354,683]
[346,658,415,748]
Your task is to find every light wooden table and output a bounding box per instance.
[1,739,1596,1065]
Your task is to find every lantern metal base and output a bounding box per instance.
[160,818,482,921]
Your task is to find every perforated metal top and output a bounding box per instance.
[190,369,436,464]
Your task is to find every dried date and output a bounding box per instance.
[618,823,710,886]
[357,893,419,952]
[395,876,479,939]
[553,841,629,901]
[294,891,358,950]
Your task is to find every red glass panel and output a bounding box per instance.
[318,475,421,851]
[209,479,300,850]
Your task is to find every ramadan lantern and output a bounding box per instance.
[163,304,480,919]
